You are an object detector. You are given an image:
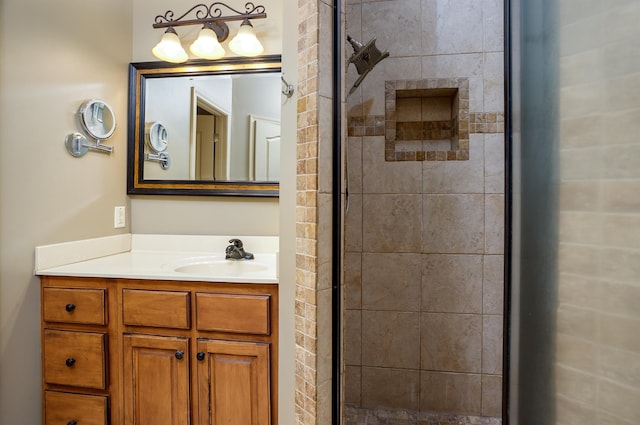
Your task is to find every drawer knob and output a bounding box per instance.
[67,420,78,425]
[65,358,76,367]
[197,352,205,361]
[65,304,76,312]
[175,351,184,360]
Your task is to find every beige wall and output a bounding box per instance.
[130,0,283,236]
[556,1,640,423]
[0,0,133,423]
[344,0,504,418]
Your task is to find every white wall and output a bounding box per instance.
[0,0,133,423]
[131,0,283,236]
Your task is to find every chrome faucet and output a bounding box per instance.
[225,238,254,260]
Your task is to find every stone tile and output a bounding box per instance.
[598,313,640,353]
[599,246,640,285]
[483,0,504,52]
[362,367,420,411]
[483,52,504,112]
[555,333,597,372]
[345,309,362,366]
[318,1,334,99]
[362,311,420,369]
[360,57,423,116]
[485,194,504,254]
[556,365,596,405]
[362,0,422,57]
[556,395,598,425]
[422,254,483,313]
[597,281,640,321]
[602,144,640,179]
[397,97,423,121]
[347,137,363,194]
[345,366,361,406]
[483,255,504,315]
[423,194,485,254]
[420,371,482,415]
[421,0,483,55]
[598,379,640,424]
[598,345,640,390]
[362,136,423,194]
[482,315,503,375]
[421,313,482,373]
[422,135,485,194]
[558,180,600,212]
[481,375,502,417]
[317,288,333,382]
[363,194,423,253]
[421,54,484,112]
[601,180,640,213]
[484,133,505,194]
[345,252,362,309]
[362,253,422,311]
[556,304,597,341]
[345,194,363,252]
[317,96,334,194]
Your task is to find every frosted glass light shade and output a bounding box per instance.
[152,29,188,63]
[229,20,264,56]
[190,27,226,60]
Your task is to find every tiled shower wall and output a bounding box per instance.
[345,0,504,417]
[555,1,640,424]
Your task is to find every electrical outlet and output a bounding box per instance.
[114,206,126,228]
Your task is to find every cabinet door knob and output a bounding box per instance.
[65,304,76,312]
[67,420,78,425]
[196,352,205,361]
[65,358,76,367]
[175,351,184,360]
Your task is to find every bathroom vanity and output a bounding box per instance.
[36,235,279,425]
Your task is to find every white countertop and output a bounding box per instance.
[35,234,279,284]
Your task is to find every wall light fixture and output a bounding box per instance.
[152,2,266,63]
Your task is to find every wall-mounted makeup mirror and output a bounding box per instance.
[127,55,282,197]
[65,99,116,157]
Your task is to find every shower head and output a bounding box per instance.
[346,35,390,96]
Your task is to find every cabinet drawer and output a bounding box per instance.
[122,289,191,329]
[43,287,106,325]
[196,293,270,335]
[43,330,106,389]
[45,391,108,425]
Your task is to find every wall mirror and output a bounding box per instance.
[127,55,282,197]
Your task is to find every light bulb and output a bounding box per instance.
[152,28,188,63]
[228,19,264,57]
[190,26,225,60]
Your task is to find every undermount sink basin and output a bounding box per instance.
[174,258,269,275]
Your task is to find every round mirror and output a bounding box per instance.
[79,99,116,140]
[145,121,169,153]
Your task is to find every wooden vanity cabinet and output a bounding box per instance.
[41,277,116,425]
[41,277,278,425]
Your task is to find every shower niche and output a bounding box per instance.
[385,78,469,161]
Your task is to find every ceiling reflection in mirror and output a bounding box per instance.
[127,56,282,197]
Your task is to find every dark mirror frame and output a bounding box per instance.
[127,55,282,197]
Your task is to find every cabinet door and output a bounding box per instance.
[123,334,190,425]
[196,339,271,425]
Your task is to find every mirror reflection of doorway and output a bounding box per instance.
[190,87,229,180]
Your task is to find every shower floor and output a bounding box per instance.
[344,406,502,425]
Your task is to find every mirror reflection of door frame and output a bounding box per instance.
[249,115,281,181]
[189,87,230,180]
